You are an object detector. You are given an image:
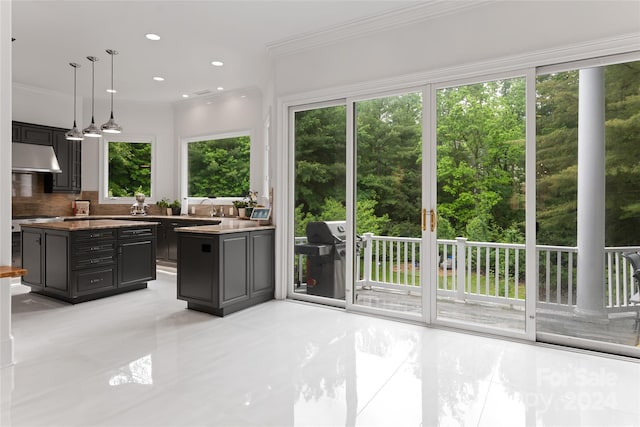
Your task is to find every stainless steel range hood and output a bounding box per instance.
[12,142,62,174]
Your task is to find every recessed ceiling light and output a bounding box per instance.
[182,94,189,98]
[145,33,160,41]
[153,76,164,81]
[240,95,246,98]
[217,87,224,91]
[211,61,224,67]
[106,89,117,94]
[206,101,212,105]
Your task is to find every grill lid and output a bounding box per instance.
[306,221,347,244]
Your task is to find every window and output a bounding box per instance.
[181,132,250,198]
[100,135,155,202]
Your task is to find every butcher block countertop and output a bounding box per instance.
[175,218,274,235]
[20,219,159,231]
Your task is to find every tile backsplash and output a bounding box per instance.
[11,173,163,217]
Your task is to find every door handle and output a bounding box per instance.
[430,209,437,232]
[422,208,427,231]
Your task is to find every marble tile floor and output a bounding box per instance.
[1,270,639,427]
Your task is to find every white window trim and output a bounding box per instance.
[180,130,253,204]
[99,134,157,204]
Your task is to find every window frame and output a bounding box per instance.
[99,134,156,204]
[180,130,252,204]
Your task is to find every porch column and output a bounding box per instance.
[576,67,606,316]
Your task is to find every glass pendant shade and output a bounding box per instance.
[66,62,84,141]
[101,49,122,134]
[83,56,102,138]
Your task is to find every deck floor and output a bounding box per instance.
[296,286,640,348]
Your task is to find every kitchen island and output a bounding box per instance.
[21,219,157,303]
[176,219,275,316]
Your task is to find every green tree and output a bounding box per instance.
[436,79,526,242]
[188,136,250,197]
[108,141,151,197]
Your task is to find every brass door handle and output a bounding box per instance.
[422,208,427,231]
[430,209,437,232]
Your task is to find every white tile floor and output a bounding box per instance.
[2,270,640,427]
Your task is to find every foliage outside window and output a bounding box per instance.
[107,141,152,198]
[536,60,640,247]
[187,135,250,197]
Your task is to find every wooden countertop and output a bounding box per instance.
[20,219,159,231]
[0,266,27,278]
[175,218,275,234]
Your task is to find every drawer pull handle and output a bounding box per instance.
[90,278,104,284]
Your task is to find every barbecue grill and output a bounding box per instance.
[295,221,348,299]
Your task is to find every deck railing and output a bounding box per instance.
[294,234,640,312]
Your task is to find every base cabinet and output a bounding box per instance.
[21,225,156,303]
[177,229,274,316]
[159,219,220,262]
[21,229,44,289]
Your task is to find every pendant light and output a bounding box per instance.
[101,49,122,134]
[83,56,102,138]
[65,62,83,141]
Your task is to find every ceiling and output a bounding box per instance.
[11,0,421,104]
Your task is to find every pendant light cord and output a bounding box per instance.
[73,66,77,125]
[110,52,114,113]
[91,59,95,119]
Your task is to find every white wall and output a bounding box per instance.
[172,87,264,197]
[12,85,174,199]
[12,83,79,128]
[272,1,640,96]
[81,98,174,198]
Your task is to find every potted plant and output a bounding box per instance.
[157,197,171,215]
[170,199,181,216]
[245,190,259,218]
[233,200,248,218]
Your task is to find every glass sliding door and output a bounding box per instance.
[352,91,424,318]
[433,76,528,335]
[536,58,640,357]
[291,102,348,304]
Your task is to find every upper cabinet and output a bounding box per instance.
[13,121,82,194]
[46,130,82,193]
[11,122,53,145]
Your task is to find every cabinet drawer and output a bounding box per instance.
[72,229,116,243]
[75,268,116,293]
[73,252,115,270]
[72,241,115,256]
[118,227,155,239]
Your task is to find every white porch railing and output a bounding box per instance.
[294,234,640,312]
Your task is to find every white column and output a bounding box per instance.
[576,67,606,316]
[0,0,14,368]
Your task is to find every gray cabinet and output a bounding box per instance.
[13,121,82,194]
[177,229,274,316]
[45,130,81,193]
[157,218,221,262]
[21,229,44,289]
[118,226,156,286]
[11,232,21,268]
[21,224,156,303]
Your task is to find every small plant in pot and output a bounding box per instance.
[170,200,181,216]
[157,198,171,215]
[233,200,248,217]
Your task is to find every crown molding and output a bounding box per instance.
[267,0,494,58]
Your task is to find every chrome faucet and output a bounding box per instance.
[199,198,216,217]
